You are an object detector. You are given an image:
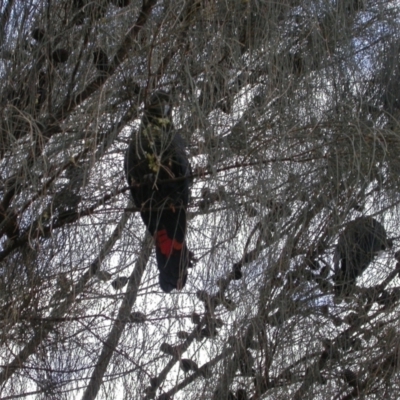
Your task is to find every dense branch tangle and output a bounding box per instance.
[0,1,400,400]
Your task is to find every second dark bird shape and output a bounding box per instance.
[125,91,192,293]
[333,216,392,296]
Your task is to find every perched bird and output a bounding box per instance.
[125,91,192,293]
[333,216,392,295]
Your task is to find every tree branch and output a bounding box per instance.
[0,209,131,385]
[81,231,152,400]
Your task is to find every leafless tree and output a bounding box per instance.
[0,0,400,399]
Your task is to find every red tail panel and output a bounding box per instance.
[156,229,184,256]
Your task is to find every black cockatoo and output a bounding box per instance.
[125,91,192,293]
[333,216,392,295]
